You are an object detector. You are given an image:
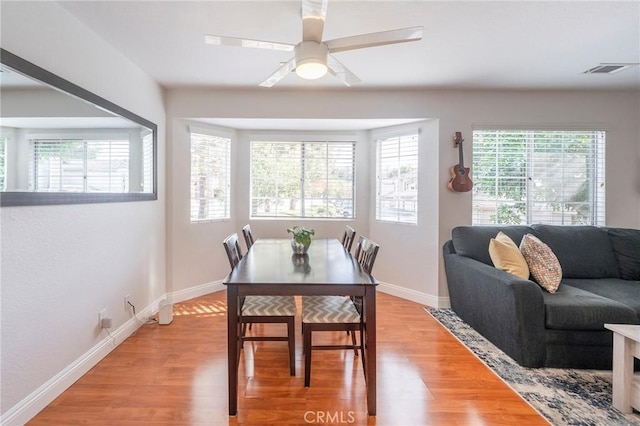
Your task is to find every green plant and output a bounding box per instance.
[287,226,315,248]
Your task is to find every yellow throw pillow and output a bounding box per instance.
[488,231,530,279]
[519,233,562,294]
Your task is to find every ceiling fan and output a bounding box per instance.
[204,0,423,87]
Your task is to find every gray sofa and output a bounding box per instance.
[443,224,640,369]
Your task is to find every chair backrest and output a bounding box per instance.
[242,224,255,250]
[223,233,243,270]
[341,225,356,252]
[354,236,380,274]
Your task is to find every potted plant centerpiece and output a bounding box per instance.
[287,226,315,255]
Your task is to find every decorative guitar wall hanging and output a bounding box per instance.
[447,131,474,192]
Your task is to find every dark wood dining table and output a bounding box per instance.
[223,238,379,416]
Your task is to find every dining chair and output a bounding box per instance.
[242,224,255,251]
[223,233,297,376]
[339,225,356,348]
[223,233,243,269]
[341,225,356,252]
[301,236,380,387]
[349,235,380,321]
[240,225,256,332]
[354,235,379,274]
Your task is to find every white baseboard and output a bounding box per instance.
[378,281,450,308]
[168,280,225,304]
[1,282,225,425]
[0,297,162,426]
[2,279,441,425]
[171,280,450,308]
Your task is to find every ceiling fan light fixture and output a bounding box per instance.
[296,60,327,80]
[295,41,328,80]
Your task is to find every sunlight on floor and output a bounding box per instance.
[173,299,227,317]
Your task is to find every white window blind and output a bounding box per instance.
[375,133,419,224]
[190,132,231,222]
[142,131,153,193]
[250,140,355,218]
[30,139,130,192]
[0,137,6,191]
[472,130,605,226]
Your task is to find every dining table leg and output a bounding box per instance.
[364,287,377,416]
[227,286,239,416]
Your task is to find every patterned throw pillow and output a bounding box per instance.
[489,231,530,279]
[519,234,562,293]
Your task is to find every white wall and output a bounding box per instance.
[0,2,166,422]
[1,87,114,118]
[369,119,442,306]
[166,88,640,305]
[167,120,236,294]
[167,120,373,294]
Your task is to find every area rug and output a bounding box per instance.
[426,308,640,426]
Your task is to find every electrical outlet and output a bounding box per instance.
[124,295,131,310]
[99,309,107,326]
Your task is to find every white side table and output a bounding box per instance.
[604,323,640,413]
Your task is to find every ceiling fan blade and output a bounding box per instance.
[259,57,297,87]
[327,55,361,87]
[325,26,424,53]
[302,0,328,42]
[204,35,295,51]
[302,0,328,20]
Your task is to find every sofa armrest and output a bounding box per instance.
[443,248,546,367]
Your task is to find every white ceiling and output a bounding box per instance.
[0,116,142,129]
[194,117,424,131]
[57,0,640,91]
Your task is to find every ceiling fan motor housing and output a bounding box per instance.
[295,41,329,79]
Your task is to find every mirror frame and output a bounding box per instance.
[0,48,158,207]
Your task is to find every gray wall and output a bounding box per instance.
[165,88,640,305]
[1,2,166,422]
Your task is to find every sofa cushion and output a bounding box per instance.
[542,284,639,330]
[452,226,532,266]
[488,231,530,279]
[520,234,562,293]
[531,225,619,279]
[606,228,640,280]
[563,278,640,315]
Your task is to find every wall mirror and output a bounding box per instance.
[0,48,157,207]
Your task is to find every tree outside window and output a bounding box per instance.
[472,130,605,225]
[250,140,355,219]
[190,132,231,222]
[375,133,419,224]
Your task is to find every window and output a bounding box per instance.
[0,137,6,191]
[142,131,153,193]
[375,133,419,224]
[190,131,231,222]
[250,140,355,218]
[472,130,605,226]
[30,138,130,192]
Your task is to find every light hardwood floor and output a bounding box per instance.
[29,291,548,425]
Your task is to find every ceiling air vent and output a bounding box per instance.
[583,64,631,74]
